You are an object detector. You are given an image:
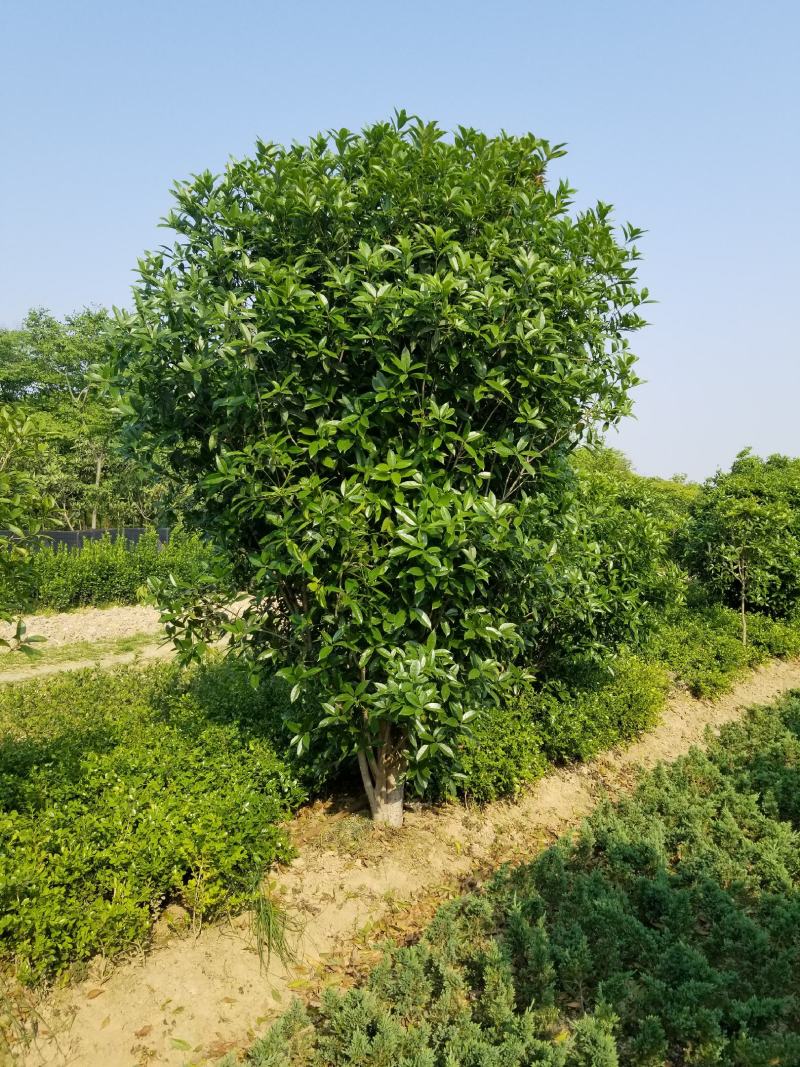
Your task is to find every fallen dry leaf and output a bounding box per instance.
[205,1039,240,1057]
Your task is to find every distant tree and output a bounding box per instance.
[0,309,170,529]
[684,450,800,643]
[111,115,647,824]
[0,406,53,649]
[520,449,688,671]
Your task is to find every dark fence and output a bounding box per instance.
[0,527,170,549]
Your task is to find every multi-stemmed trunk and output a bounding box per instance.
[357,722,406,827]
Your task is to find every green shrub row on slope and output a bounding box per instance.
[0,527,214,613]
[236,691,800,1067]
[0,664,304,984]
[451,606,800,804]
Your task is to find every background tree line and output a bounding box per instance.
[0,307,175,531]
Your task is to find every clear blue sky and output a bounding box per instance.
[2,0,798,480]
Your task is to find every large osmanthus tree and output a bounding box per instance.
[109,115,646,824]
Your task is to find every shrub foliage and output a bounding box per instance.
[0,664,304,983]
[110,114,647,823]
[0,527,214,612]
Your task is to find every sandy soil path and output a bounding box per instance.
[0,606,167,682]
[0,606,162,647]
[12,657,800,1067]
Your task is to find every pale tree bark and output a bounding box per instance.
[90,456,103,530]
[357,722,406,827]
[740,583,748,647]
[738,557,747,646]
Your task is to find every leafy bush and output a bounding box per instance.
[111,115,647,825]
[429,655,668,804]
[645,604,800,698]
[0,664,304,983]
[455,699,547,804]
[239,692,800,1066]
[745,612,800,658]
[1,527,215,612]
[529,654,670,764]
[503,456,687,680]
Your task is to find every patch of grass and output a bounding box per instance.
[251,880,301,972]
[237,691,800,1066]
[0,631,157,674]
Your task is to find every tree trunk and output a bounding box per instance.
[357,725,406,827]
[740,584,747,646]
[90,456,103,530]
[738,559,747,646]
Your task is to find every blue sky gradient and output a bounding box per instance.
[1,0,798,479]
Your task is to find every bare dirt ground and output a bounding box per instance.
[11,656,800,1067]
[0,606,167,682]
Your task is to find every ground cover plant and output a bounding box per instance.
[236,691,800,1066]
[0,663,304,983]
[109,114,649,824]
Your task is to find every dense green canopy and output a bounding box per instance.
[111,115,648,822]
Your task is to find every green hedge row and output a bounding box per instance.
[0,663,304,983]
[4,600,800,984]
[238,691,800,1066]
[452,607,800,806]
[0,527,214,612]
[453,654,668,805]
[645,603,800,698]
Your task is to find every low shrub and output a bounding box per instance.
[645,604,800,698]
[745,612,800,659]
[528,654,670,765]
[238,692,800,1066]
[456,700,547,804]
[438,602,800,805]
[0,663,304,983]
[0,527,215,612]
[433,655,668,804]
